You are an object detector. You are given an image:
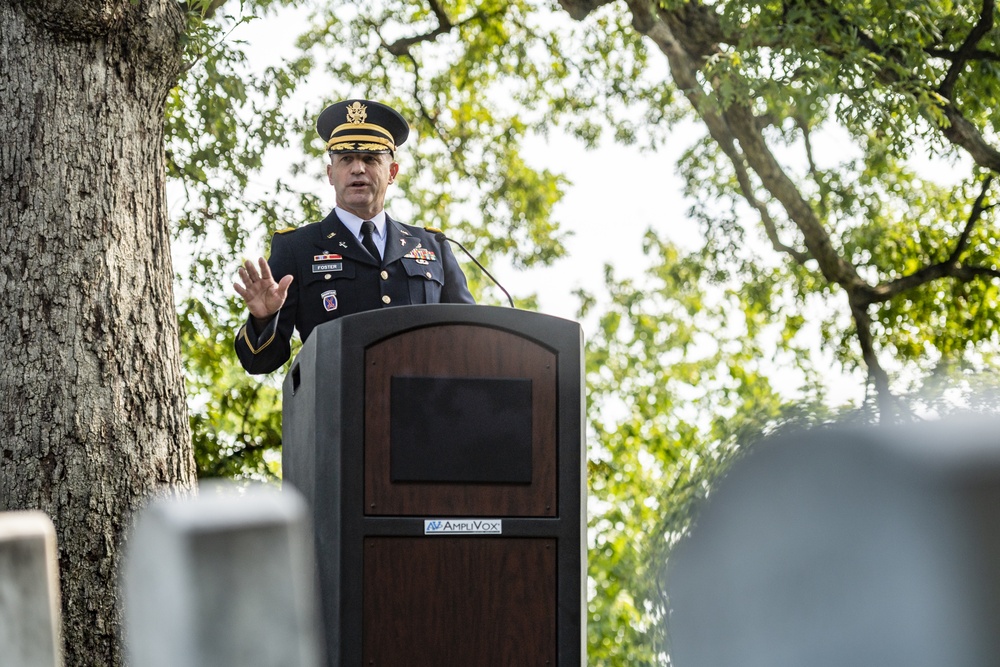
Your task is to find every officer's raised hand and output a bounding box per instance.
[234,257,294,326]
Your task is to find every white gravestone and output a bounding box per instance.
[0,510,63,667]
[123,483,322,667]
[669,417,1000,667]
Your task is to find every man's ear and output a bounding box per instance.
[389,161,400,184]
[326,163,335,185]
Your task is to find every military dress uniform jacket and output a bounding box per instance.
[235,210,475,374]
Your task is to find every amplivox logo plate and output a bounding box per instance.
[424,519,502,535]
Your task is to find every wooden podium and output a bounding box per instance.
[282,304,586,666]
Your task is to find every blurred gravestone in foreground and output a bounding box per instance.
[0,510,63,667]
[668,417,1000,667]
[123,482,322,667]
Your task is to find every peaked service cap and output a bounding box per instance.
[317,99,409,155]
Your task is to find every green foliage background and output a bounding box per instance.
[168,0,1000,663]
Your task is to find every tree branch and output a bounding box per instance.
[555,0,617,21]
[940,107,1000,171]
[864,262,1000,305]
[779,0,1000,171]
[948,175,994,263]
[383,0,453,57]
[849,299,895,419]
[638,12,817,267]
[926,47,1000,63]
[387,44,462,157]
[799,119,830,219]
[938,0,995,99]
[858,177,998,304]
[619,0,1000,414]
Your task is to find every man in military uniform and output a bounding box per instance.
[233,99,475,374]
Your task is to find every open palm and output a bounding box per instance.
[234,257,293,320]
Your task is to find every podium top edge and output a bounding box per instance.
[308,304,582,344]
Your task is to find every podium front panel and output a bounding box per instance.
[364,324,557,517]
[362,536,557,665]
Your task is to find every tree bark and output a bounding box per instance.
[0,2,195,665]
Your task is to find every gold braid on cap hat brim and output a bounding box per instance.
[328,142,393,152]
[326,122,396,152]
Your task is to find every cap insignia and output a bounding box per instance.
[346,102,367,124]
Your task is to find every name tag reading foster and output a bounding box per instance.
[312,262,343,273]
[313,253,343,273]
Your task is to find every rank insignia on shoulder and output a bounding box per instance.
[314,253,343,261]
[322,290,338,312]
[403,248,437,262]
[275,227,297,234]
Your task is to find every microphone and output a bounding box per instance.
[427,227,515,308]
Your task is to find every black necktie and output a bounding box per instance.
[361,220,381,262]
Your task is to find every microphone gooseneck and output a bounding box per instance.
[429,229,515,308]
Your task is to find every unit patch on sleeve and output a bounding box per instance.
[321,290,338,312]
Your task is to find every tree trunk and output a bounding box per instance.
[0,2,195,665]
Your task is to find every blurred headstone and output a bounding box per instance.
[123,482,322,667]
[668,417,1000,667]
[0,510,63,667]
